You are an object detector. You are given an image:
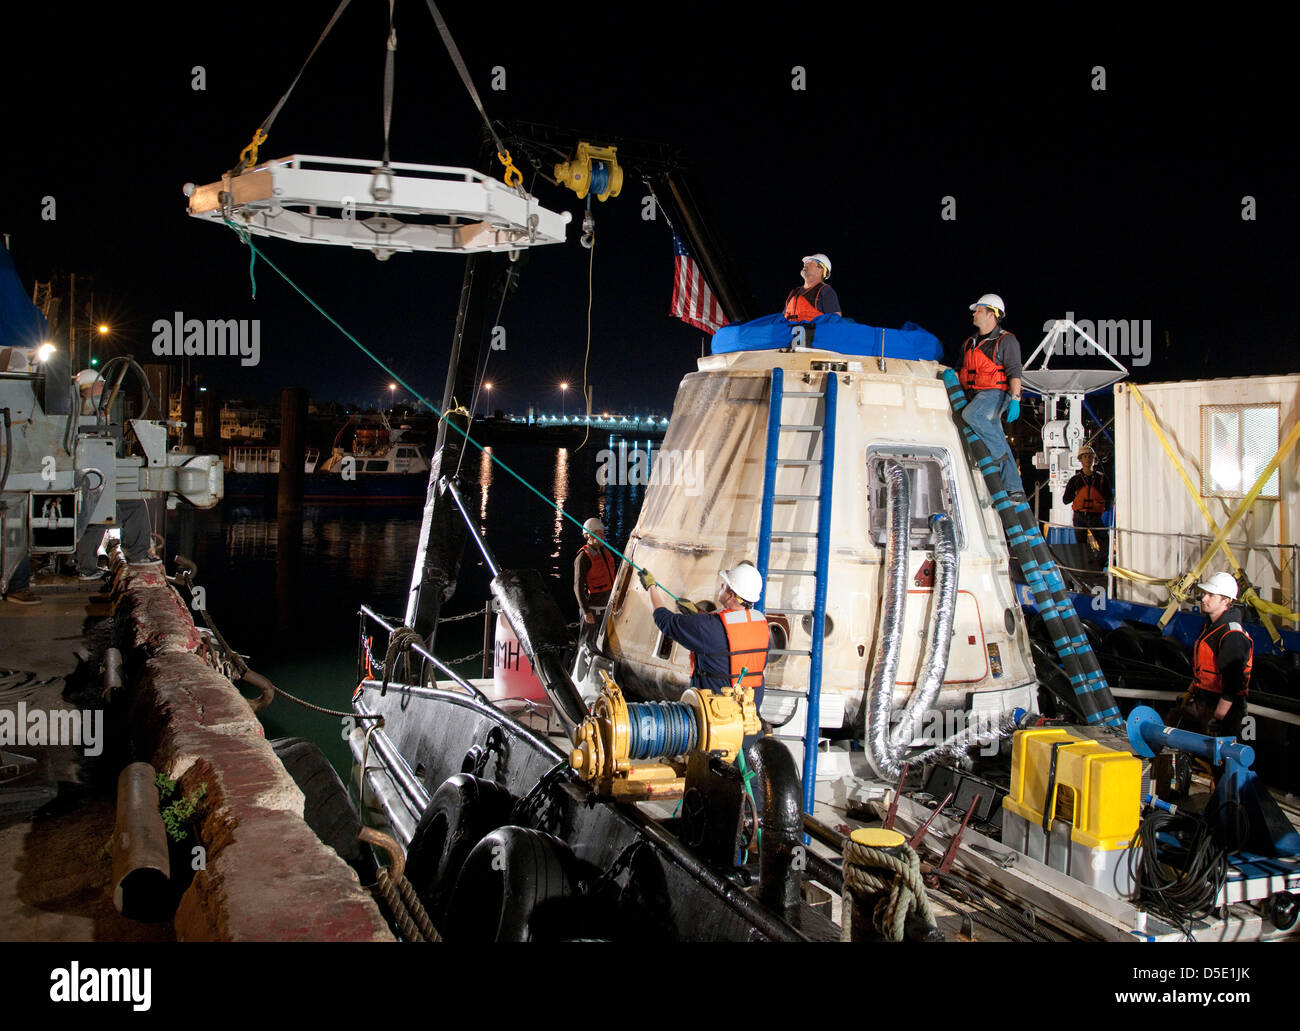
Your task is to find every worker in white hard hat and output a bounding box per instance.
[76,368,105,415]
[784,253,842,322]
[1062,444,1112,569]
[639,560,771,712]
[1168,571,1252,749]
[957,292,1025,495]
[574,517,616,650]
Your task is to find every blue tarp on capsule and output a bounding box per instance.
[711,313,943,361]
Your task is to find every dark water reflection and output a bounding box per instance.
[167,438,646,771]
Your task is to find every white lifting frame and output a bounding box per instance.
[186,154,571,259]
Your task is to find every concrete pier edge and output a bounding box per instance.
[112,556,393,942]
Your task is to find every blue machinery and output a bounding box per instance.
[756,367,838,817]
[1127,704,1300,857]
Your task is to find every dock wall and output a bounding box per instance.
[113,559,393,942]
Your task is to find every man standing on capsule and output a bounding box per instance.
[958,293,1025,496]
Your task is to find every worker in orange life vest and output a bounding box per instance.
[1062,445,1112,568]
[957,292,1025,495]
[784,253,842,322]
[574,517,616,650]
[640,561,771,720]
[1168,571,1253,746]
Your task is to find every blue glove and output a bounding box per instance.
[1005,398,1020,423]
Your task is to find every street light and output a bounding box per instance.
[388,383,396,412]
[92,323,109,368]
[560,381,569,418]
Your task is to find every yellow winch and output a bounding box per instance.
[554,142,623,203]
[569,670,759,800]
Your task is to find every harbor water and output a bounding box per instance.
[166,438,649,773]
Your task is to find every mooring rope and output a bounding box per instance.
[842,837,938,942]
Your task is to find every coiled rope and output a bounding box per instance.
[382,626,424,695]
[843,837,938,942]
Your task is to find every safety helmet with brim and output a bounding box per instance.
[1197,571,1239,601]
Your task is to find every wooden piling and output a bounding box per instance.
[277,387,308,517]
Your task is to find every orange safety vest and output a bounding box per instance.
[1191,621,1253,696]
[690,608,769,691]
[784,284,827,322]
[1071,475,1107,515]
[581,544,615,596]
[959,331,1010,392]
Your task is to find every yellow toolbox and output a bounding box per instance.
[1001,728,1142,897]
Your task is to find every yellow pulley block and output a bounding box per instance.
[554,142,623,202]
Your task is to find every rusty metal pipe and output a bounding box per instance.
[112,762,172,920]
[747,737,803,921]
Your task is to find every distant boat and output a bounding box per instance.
[223,441,429,502]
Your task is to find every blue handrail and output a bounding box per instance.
[755,368,784,611]
[802,372,837,816]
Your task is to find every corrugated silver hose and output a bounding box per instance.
[908,708,1025,768]
[866,460,911,780]
[888,513,959,757]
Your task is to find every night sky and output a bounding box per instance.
[3,5,1296,417]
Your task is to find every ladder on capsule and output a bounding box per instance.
[755,367,838,818]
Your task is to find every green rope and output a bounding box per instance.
[221,221,679,601]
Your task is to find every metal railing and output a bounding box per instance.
[1038,517,1299,625]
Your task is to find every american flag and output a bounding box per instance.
[670,231,728,335]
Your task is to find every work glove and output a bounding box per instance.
[677,599,699,614]
[638,569,656,590]
[1005,398,1021,423]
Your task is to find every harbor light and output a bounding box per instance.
[36,342,55,362]
[98,324,109,335]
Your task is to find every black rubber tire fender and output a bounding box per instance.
[1146,635,1192,678]
[1078,619,1106,654]
[1251,654,1295,698]
[1102,625,1146,661]
[270,736,376,883]
[404,773,515,923]
[444,826,576,942]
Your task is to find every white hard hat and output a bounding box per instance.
[720,561,763,604]
[802,253,832,278]
[582,517,605,537]
[969,293,1006,317]
[1197,571,1239,601]
[75,369,101,388]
